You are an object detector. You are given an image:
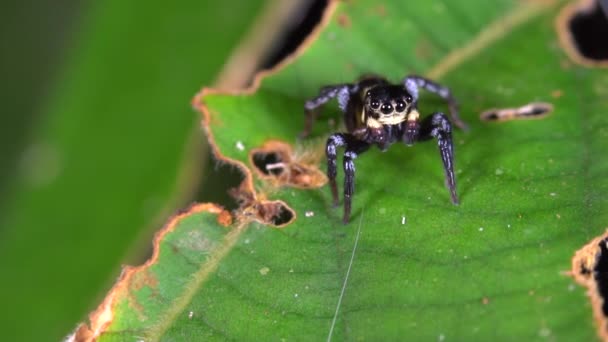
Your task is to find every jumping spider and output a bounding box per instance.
[301,75,468,224]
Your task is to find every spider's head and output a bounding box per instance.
[364,85,414,126]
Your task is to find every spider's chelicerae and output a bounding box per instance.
[301,75,468,223]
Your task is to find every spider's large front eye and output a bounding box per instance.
[370,100,380,109]
[395,101,406,112]
[381,103,393,114]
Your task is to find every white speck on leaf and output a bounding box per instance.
[438,334,445,341]
[479,227,484,232]
[236,141,245,151]
[495,168,504,175]
[305,211,314,217]
[401,216,406,225]
[294,293,299,298]
[188,311,194,319]
[259,267,270,276]
[539,327,551,338]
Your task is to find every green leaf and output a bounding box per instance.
[0,1,267,341]
[80,0,608,340]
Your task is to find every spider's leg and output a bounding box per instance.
[325,133,370,223]
[301,84,355,138]
[403,75,468,131]
[418,112,459,205]
[342,139,370,224]
[326,133,347,206]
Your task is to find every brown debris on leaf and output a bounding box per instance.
[571,229,608,341]
[249,140,327,189]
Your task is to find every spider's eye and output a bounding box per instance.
[405,96,413,103]
[381,103,393,114]
[395,101,406,112]
[370,100,380,109]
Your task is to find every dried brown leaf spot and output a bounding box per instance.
[337,13,351,28]
[229,184,295,228]
[241,200,295,228]
[480,102,553,122]
[249,140,327,189]
[571,230,608,341]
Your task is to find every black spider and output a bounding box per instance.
[301,75,468,224]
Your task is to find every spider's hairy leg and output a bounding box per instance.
[418,112,459,205]
[326,133,347,206]
[326,133,370,223]
[301,84,354,138]
[403,75,468,131]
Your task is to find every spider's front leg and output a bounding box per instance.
[404,75,468,131]
[418,112,459,204]
[301,84,355,138]
[326,133,370,223]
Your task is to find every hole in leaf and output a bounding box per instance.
[557,0,608,67]
[239,199,295,228]
[595,239,608,315]
[259,201,294,226]
[249,141,327,189]
[480,102,553,122]
[252,151,285,176]
[571,230,608,338]
[229,185,296,228]
[569,1,608,61]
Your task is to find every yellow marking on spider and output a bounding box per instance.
[407,109,420,122]
[377,112,407,125]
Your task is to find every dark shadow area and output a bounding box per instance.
[196,149,245,211]
[594,239,608,316]
[261,0,328,69]
[196,0,328,209]
[569,0,608,61]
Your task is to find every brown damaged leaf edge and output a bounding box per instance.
[70,3,339,341]
[192,1,339,227]
[556,0,608,68]
[571,230,608,342]
[69,203,231,342]
[249,140,328,189]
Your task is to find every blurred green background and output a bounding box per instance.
[0,0,320,340]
